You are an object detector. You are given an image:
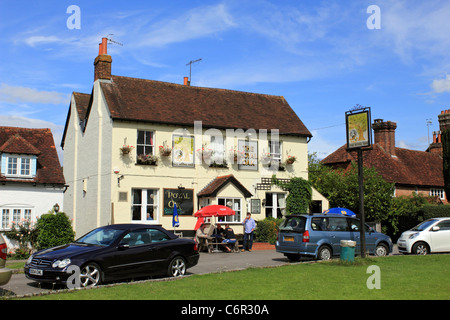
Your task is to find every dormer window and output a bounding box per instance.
[1,154,36,178]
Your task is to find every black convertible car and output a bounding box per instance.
[24,224,199,287]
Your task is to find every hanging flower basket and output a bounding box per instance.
[286,155,297,164]
[120,145,135,155]
[260,152,272,165]
[158,143,172,157]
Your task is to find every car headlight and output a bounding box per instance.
[52,258,71,268]
[26,255,33,265]
[408,233,419,239]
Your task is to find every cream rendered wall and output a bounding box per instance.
[64,81,113,237]
[109,121,326,232]
[62,94,80,232]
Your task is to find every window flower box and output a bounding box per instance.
[137,154,158,165]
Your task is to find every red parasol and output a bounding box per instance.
[193,205,235,230]
[194,205,235,217]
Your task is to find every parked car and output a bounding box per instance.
[24,224,199,287]
[276,213,393,261]
[0,234,12,286]
[397,217,450,255]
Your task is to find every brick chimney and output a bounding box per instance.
[94,38,112,81]
[438,109,450,132]
[372,119,397,157]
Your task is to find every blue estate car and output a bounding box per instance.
[276,213,393,261]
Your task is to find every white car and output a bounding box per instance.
[397,217,450,255]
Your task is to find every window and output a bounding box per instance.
[269,140,282,162]
[24,209,32,221]
[13,209,21,223]
[265,193,286,219]
[21,158,30,176]
[218,198,242,222]
[132,189,159,223]
[1,209,9,230]
[430,188,445,200]
[4,155,34,178]
[7,157,17,175]
[436,220,450,231]
[210,135,226,165]
[0,208,33,230]
[137,131,154,156]
[312,217,349,232]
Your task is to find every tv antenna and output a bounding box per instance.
[186,58,202,83]
[106,34,123,46]
[426,118,432,146]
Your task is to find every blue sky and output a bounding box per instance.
[1,0,450,162]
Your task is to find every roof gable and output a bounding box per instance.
[198,174,253,198]
[0,134,41,155]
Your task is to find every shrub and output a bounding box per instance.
[35,211,75,250]
[254,217,283,244]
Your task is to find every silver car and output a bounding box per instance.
[0,234,12,286]
[397,218,450,255]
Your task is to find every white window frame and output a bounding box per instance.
[265,192,286,219]
[132,188,159,224]
[5,155,34,178]
[269,140,282,162]
[136,130,155,156]
[0,207,33,230]
[430,188,445,200]
[210,135,226,165]
[218,197,242,223]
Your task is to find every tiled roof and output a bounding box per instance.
[0,127,65,185]
[198,174,253,198]
[321,144,444,187]
[98,75,312,137]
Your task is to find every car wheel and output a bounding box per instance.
[375,243,388,256]
[168,256,186,277]
[317,246,332,260]
[79,263,102,287]
[412,242,429,255]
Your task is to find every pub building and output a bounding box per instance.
[62,38,328,238]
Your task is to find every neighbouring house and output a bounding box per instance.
[0,127,65,234]
[322,110,449,204]
[61,38,328,237]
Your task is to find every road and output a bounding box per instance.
[1,247,400,298]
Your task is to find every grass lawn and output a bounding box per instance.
[18,255,450,300]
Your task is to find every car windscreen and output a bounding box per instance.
[279,216,306,233]
[75,228,124,246]
[411,219,438,232]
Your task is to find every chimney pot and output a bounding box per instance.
[372,119,397,157]
[183,77,190,86]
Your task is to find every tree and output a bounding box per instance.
[309,155,394,222]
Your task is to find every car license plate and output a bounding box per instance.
[284,236,294,242]
[29,268,43,276]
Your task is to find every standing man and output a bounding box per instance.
[242,213,256,252]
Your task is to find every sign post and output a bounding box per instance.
[345,106,372,258]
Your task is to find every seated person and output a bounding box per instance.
[221,224,237,252]
[195,224,210,244]
[215,223,225,236]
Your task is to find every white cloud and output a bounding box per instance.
[137,4,236,48]
[431,74,450,93]
[0,83,69,105]
[24,35,61,47]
